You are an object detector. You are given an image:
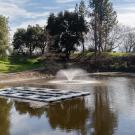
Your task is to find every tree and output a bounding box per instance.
[122,32,135,53]
[13,28,26,55]
[88,0,117,53]
[79,0,86,17]
[85,26,96,51]
[37,26,48,55]
[74,4,79,13]
[0,15,9,58]
[13,25,48,56]
[27,25,48,55]
[118,26,135,53]
[106,24,124,51]
[78,0,88,53]
[25,25,37,56]
[46,11,88,60]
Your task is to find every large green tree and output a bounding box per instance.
[46,11,88,60]
[13,25,48,56]
[89,0,117,53]
[0,15,9,58]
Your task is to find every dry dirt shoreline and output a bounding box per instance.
[0,70,54,84]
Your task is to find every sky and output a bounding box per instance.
[0,0,135,38]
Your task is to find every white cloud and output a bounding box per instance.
[115,4,135,27]
[67,8,74,12]
[0,1,50,20]
[28,12,50,19]
[0,0,31,5]
[56,0,76,3]
[0,2,28,20]
[118,13,135,27]
[19,19,47,28]
[43,6,60,10]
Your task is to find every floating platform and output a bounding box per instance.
[0,87,90,103]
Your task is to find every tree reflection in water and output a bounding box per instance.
[46,98,89,134]
[0,98,12,135]
[92,86,117,135]
[14,101,46,118]
[14,98,90,135]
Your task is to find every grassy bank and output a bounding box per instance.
[71,52,135,72]
[0,56,42,73]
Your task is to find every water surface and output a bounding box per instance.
[0,76,135,135]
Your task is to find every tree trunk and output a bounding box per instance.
[98,0,103,53]
[41,47,45,55]
[94,15,98,70]
[82,42,85,53]
[65,51,70,61]
[94,14,98,56]
[29,46,32,56]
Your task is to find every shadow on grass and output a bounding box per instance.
[0,55,43,73]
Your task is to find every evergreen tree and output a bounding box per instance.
[89,0,117,52]
[74,4,79,13]
[0,15,9,58]
[79,0,86,17]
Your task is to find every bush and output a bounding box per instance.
[73,52,135,72]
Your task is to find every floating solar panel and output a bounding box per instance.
[0,87,90,103]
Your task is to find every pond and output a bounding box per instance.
[0,75,135,135]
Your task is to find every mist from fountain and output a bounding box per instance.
[56,69,89,81]
[49,68,101,85]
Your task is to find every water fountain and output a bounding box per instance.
[49,68,100,85]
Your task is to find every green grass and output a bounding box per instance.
[103,52,132,57]
[0,56,43,73]
[72,52,134,58]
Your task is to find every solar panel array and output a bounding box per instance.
[0,87,90,103]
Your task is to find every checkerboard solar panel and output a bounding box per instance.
[0,87,90,103]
